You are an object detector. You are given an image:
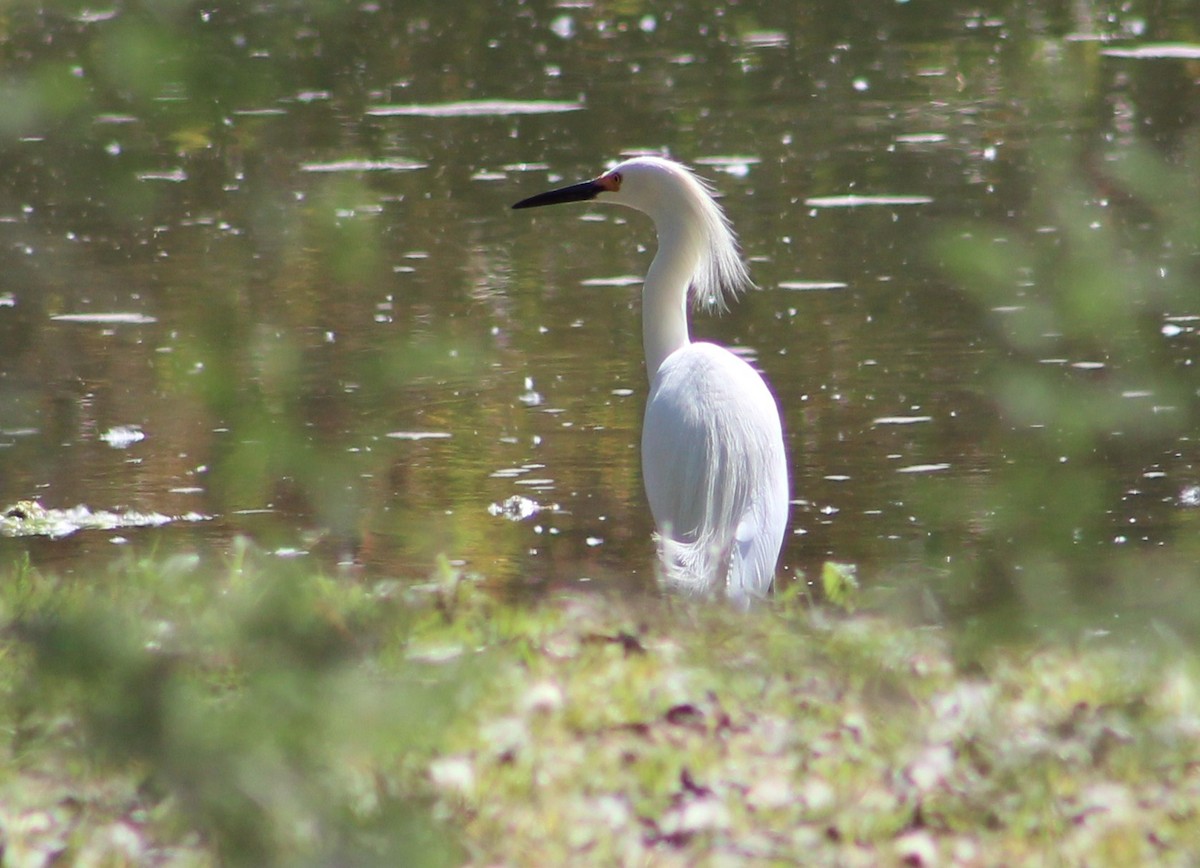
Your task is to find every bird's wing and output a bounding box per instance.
[642,343,788,599]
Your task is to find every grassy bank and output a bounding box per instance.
[1,545,1198,865]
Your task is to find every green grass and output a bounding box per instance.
[1,545,1199,865]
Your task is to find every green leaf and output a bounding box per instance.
[821,561,859,612]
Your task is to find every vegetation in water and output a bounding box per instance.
[0,501,211,539]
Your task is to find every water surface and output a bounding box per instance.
[1,0,1198,632]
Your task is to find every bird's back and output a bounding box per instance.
[641,341,789,601]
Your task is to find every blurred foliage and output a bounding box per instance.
[1,0,1198,598]
[434,584,1200,863]
[0,0,485,550]
[928,40,1200,641]
[820,560,860,612]
[0,542,476,865]
[6,545,1200,863]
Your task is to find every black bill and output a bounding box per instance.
[512,179,603,210]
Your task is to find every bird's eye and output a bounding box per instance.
[599,171,622,193]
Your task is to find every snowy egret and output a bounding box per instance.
[513,156,789,601]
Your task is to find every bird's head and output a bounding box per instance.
[512,156,695,218]
[512,156,752,311]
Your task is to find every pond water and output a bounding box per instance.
[1,1,1198,631]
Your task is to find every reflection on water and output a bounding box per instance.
[365,100,585,117]
[0,1,1198,633]
[803,195,935,208]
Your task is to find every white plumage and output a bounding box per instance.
[514,156,789,601]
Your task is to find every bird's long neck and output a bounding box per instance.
[642,224,698,380]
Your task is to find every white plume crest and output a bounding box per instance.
[673,162,754,313]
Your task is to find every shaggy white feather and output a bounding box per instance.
[611,157,753,313]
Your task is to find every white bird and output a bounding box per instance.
[513,156,789,602]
